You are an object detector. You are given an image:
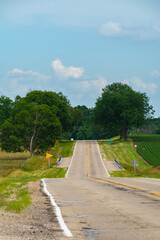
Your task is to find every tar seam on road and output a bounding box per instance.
[65,141,77,178]
[88,177,160,198]
[41,179,73,237]
[86,140,110,178]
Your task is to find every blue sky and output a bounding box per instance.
[0,0,160,116]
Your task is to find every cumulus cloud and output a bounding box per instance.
[100,21,160,39]
[68,75,108,95]
[124,77,157,93]
[51,59,84,79]
[91,75,108,92]
[9,68,50,81]
[150,69,160,77]
[100,22,123,37]
[6,68,51,97]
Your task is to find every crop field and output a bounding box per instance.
[99,137,160,178]
[131,135,160,166]
[0,151,30,177]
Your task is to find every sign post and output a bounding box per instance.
[131,159,138,175]
[134,145,137,151]
[46,153,53,168]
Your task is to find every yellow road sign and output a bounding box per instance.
[46,153,53,159]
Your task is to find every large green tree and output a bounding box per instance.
[0,91,73,155]
[94,83,154,140]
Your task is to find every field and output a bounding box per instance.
[0,151,30,177]
[131,135,160,166]
[0,140,74,213]
[99,137,160,178]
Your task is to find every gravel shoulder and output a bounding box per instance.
[0,180,65,240]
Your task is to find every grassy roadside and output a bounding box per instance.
[99,137,160,178]
[0,140,75,213]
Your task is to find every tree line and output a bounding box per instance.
[0,83,154,155]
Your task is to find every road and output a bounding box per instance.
[45,140,160,240]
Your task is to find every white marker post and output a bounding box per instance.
[131,159,138,175]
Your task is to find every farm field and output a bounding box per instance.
[131,135,160,166]
[99,138,160,178]
[0,151,30,177]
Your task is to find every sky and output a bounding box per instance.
[0,0,160,116]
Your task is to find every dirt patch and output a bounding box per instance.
[0,180,64,240]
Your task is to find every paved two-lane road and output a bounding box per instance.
[66,140,109,179]
[45,140,160,240]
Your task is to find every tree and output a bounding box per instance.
[0,96,13,127]
[25,90,72,132]
[1,100,62,155]
[94,83,154,140]
[0,91,73,155]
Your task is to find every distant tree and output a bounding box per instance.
[132,117,160,135]
[94,83,154,140]
[58,106,83,140]
[0,96,13,127]
[74,106,111,140]
[14,95,21,103]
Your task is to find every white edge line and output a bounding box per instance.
[96,141,110,178]
[65,141,77,178]
[41,179,73,237]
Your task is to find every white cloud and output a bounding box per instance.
[124,77,157,93]
[51,59,84,79]
[100,22,122,37]
[91,75,108,92]
[10,68,50,81]
[67,75,108,95]
[99,21,136,38]
[12,68,24,74]
[6,68,51,97]
[100,21,160,40]
[150,69,160,77]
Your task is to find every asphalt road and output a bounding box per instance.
[45,140,160,240]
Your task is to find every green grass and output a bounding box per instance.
[50,140,74,158]
[5,187,31,213]
[0,177,32,213]
[0,140,75,213]
[99,138,160,178]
